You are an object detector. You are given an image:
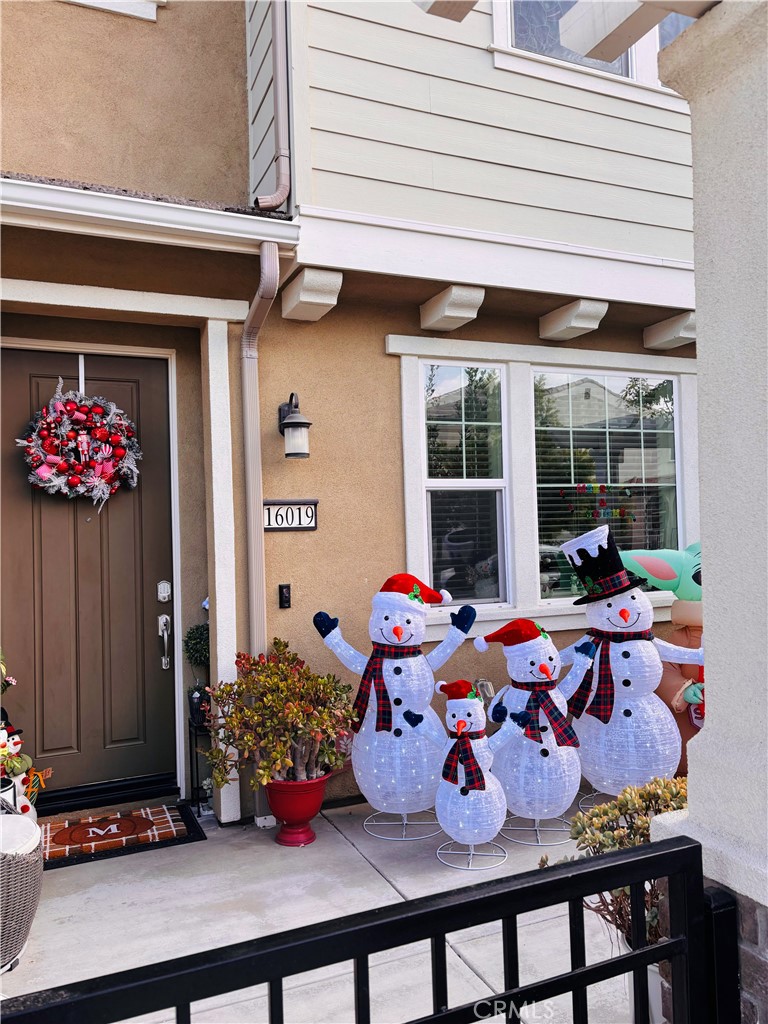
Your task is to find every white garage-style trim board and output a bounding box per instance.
[298,206,695,308]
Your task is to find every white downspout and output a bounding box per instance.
[254,0,291,211]
[241,239,279,657]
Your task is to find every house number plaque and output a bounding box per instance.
[263,499,318,532]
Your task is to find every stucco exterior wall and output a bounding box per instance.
[652,0,768,914]
[0,1,249,207]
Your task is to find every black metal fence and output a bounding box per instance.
[2,836,739,1024]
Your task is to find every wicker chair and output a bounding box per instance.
[0,797,43,974]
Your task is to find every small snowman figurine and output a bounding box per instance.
[474,619,595,824]
[0,723,36,819]
[434,680,508,863]
[559,525,703,795]
[314,574,476,832]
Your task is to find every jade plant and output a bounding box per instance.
[206,638,356,789]
[541,777,688,946]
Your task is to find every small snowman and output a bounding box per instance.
[474,619,595,822]
[434,680,507,851]
[314,574,476,823]
[559,525,703,795]
[0,723,36,819]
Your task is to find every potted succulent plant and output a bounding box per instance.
[183,622,210,724]
[206,639,356,846]
[541,777,688,1024]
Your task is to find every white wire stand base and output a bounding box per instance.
[362,809,443,841]
[436,839,508,871]
[577,784,615,812]
[499,814,572,847]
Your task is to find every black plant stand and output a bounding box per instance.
[187,719,211,818]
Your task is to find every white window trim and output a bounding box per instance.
[61,0,166,22]
[390,334,698,639]
[489,0,689,114]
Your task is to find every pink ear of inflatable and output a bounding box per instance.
[628,554,679,581]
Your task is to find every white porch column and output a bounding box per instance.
[200,319,241,825]
[650,2,768,909]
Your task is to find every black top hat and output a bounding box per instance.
[560,525,643,605]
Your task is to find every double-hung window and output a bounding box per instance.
[392,336,698,636]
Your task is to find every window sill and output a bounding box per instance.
[425,592,674,641]
[61,0,165,22]
[488,45,689,115]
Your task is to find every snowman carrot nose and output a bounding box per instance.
[619,607,631,623]
[539,663,552,679]
[456,719,467,735]
[392,624,404,641]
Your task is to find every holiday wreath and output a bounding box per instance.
[16,378,142,509]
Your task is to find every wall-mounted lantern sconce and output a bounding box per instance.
[278,393,312,459]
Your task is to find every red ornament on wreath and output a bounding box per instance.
[16,377,142,510]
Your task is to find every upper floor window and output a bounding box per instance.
[493,1,696,97]
[512,1,630,77]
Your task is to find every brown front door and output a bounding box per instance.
[1,347,176,792]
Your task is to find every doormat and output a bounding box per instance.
[39,804,206,870]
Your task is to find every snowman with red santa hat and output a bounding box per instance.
[558,524,703,796]
[314,574,476,838]
[475,619,595,837]
[434,679,508,868]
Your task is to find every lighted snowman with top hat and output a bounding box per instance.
[313,574,476,839]
[474,618,595,844]
[433,679,509,869]
[558,525,703,796]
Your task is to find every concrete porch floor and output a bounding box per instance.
[1,800,642,1023]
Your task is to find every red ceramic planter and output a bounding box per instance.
[265,774,330,846]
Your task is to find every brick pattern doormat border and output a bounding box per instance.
[39,804,206,869]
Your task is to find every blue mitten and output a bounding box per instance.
[510,710,532,729]
[450,605,477,634]
[575,641,597,660]
[403,710,424,729]
[491,703,508,724]
[313,611,339,639]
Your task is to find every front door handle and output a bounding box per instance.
[158,614,171,670]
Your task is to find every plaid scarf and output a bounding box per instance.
[568,628,655,724]
[352,643,422,733]
[509,680,579,747]
[442,730,486,791]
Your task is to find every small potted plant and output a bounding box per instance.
[183,622,210,724]
[206,638,356,846]
[541,777,688,1024]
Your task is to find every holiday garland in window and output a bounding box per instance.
[16,377,142,509]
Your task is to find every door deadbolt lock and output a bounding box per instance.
[158,614,172,670]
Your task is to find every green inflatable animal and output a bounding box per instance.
[621,542,702,603]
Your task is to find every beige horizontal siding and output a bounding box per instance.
[312,171,693,262]
[299,2,693,259]
[247,0,277,205]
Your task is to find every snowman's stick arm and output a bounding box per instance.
[426,626,466,670]
[654,637,704,666]
[558,653,595,700]
[322,627,369,675]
